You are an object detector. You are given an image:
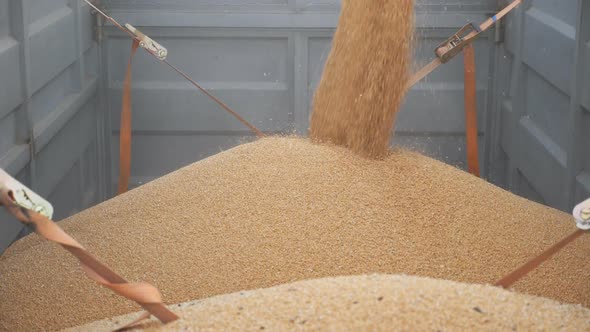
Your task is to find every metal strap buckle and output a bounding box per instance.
[435,23,482,63]
[573,198,590,230]
[125,24,168,60]
[0,169,54,219]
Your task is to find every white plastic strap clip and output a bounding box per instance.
[125,24,168,60]
[573,198,590,231]
[0,169,54,219]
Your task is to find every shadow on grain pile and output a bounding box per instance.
[1,137,589,331]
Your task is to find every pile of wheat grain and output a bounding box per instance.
[65,275,590,332]
[309,0,413,158]
[1,138,588,331]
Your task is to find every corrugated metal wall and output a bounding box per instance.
[489,0,589,212]
[0,0,102,253]
[101,0,498,192]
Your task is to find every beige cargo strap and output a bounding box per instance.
[0,188,179,329]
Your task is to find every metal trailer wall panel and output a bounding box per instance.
[102,0,498,192]
[489,0,589,212]
[0,0,102,254]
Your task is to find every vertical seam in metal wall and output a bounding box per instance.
[287,31,296,131]
[96,0,111,200]
[565,0,589,209]
[483,3,501,179]
[293,31,308,135]
[6,0,35,245]
[72,0,85,89]
[71,0,85,210]
[489,0,509,186]
[487,14,502,183]
[505,0,528,193]
[15,0,37,192]
[102,20,114,198]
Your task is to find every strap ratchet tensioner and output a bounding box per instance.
[125,24,168,60]
[435,23,482,63]
[84,0,167,60]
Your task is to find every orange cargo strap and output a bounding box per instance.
[463,44,480,177]
[404,0,587,289]
[0,189,179,328]
[115,42,265,195]
[118,40,140,195]
[407,0,522,89]
[83,0,264,194]
[495,230,585,288]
